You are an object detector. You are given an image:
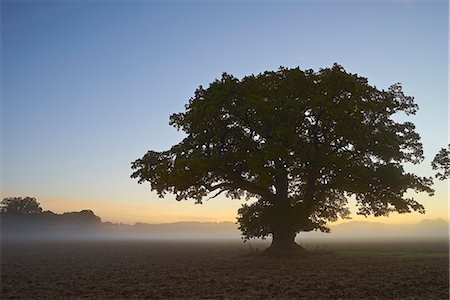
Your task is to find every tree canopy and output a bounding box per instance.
[1,197,43,215]
[131,64,434,250]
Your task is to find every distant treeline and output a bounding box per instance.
[0,197,239,241]
[1,197,103,241]
[1,196,101,223]
[1,209,101,225]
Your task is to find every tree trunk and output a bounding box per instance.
[267,168,308,256]
[264,230,307,256]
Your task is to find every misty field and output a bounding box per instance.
[1,239,448,299]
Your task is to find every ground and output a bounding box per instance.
[1,239,448,299]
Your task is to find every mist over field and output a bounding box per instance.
[2,216,448,242]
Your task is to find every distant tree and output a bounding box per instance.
[132,64,434,255]
[0,197,43,215]
[61,210,101,224]
[432,144,450,180]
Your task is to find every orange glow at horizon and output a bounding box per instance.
[1,187,447,225]
[24,195,450,226]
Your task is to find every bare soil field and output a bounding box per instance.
[1,239,448,299]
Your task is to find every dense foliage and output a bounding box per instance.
[1,197,43,215]
[432,144,450,180]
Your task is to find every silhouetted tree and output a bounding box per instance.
[61,210,101,224]
[131,64,434,255]
[0,197,43,215]
[432,144,450,180]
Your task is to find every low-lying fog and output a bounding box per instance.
[1,216,448,242]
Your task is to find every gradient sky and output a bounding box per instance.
[1,0,448,225]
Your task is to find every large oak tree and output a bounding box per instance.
[132,64,434,254]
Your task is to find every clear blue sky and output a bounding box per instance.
[1,0,448,224]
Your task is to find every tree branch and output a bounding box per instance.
[207,188,227,200]
[226,173,274,200]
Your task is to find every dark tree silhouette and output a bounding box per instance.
[1,197,43,215]
[60,210,101,224]
[131,64,434,255]
[432,144,450,180]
